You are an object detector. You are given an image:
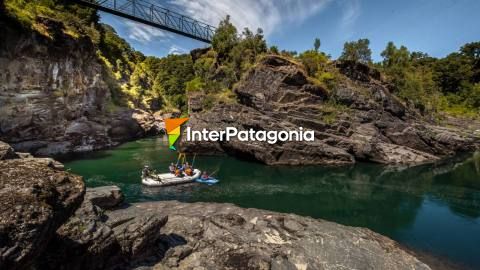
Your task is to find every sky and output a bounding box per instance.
[99,0,480,61]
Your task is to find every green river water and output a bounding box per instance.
[63,137,480,269]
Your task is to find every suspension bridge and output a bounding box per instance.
[71,0,216,43]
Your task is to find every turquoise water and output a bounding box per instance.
[63,137,480,269]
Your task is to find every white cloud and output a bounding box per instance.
[338,0,361,39]
[124,21,172,43]
[168,45,188,55]
[167,0,332,37]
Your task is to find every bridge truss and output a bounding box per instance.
[71,0,216,43]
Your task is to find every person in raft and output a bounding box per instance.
[142,165,152,177]
[168,163,176,174]
[174,168,183,177]
[184,164,193,176]
[177,163,184,171]
[201,171,209,180]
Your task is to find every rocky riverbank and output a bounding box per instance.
[0,141,435,270]
[182,56,480,165]
[0,142,84,269]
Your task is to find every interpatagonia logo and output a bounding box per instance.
[164,117,315,150]
[164,118,189,150]
[185,127,314,144]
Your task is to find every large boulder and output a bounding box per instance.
[84,185,124,209]
[235,55,328,111]
[0,158,84,270]
[39,186,168,270]
[335,60,382,82]
[28,185,434,270]
[106,201,431,270]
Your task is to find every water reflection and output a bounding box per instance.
[63,138,480,269]
[473,151,480,174]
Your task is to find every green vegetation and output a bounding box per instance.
[314,38,321,52]
[185,16,268,106]
[295,39,340,91]
[379,41,480,117]
[337,37,478,118]
[3,0,478,119]
[5,0,100,41]
[339,38,372,64]
[298,50,329,77]
[319,99,351,125]
[4,0,194,112]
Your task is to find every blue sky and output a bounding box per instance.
[100,0,480,61]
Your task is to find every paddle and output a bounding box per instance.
[208,168,220,178]
[191,153,197,167]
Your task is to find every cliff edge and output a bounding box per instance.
[182,56,480,165]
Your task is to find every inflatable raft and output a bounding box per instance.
[195,177,219,185]
[195,178,219,185]
[142,169,201,187]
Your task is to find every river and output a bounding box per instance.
[63,137,480,269]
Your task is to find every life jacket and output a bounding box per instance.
[175,169,181,177]
[185,168,193,176]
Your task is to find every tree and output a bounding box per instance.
[238,27,267,60]
[339,38,372,64]
[380,42,410,69]
[461,42,480,61]
[314,38,321,52]
[211,15,238,60]
[433,53,473,94]
[226,27,267,84]
[297,50,328,77]
[281,50,297,57]
[468,83,480,108]
[381,42,397,68]
[379,42,441,112]
[460,42,480,83]
[269,46,279,54]
[153,54,195,110]
[410,51,436,68]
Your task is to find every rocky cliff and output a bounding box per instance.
[0,17,162,156]
[0,140,434,270]
[182,56,480,165]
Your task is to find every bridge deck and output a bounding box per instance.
[71,0,215,43]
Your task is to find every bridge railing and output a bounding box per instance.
[72,0,216,43]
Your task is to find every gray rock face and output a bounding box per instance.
[37,186,432,270]
[0,18,161,156]
[107,201,431,270]
[39,186,168,270]
[85,185,124,209]
[182,56,479,165]
[183,104,355,165]
[0,158,84,270]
